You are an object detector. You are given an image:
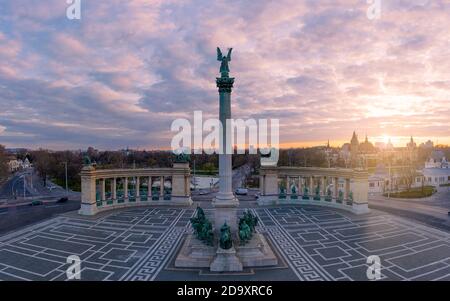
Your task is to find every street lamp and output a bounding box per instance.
[62,162,68,196]
[193,159,196,191]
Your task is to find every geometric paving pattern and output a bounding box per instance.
[257,207,450,281]
[0,206,449,281]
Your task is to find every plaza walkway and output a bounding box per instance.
[0,205,449,281]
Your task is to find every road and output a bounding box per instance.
[0,168,80,206]
[0,200,80,235]
[0,169,35,200]
[369,189,450,231]
[232,163,252,189]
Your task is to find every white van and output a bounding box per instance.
[235,188,248,195]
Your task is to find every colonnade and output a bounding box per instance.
[79,163,192,215]
[259,166,369,214]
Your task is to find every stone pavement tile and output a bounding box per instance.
[412,266,450,281]
[357,233,424,251]
[339,265,371,281]
[2,244,39,256]
[82,251,110,265]
[322,262,351,279]
[409,239,448,251]
[315,246,351,259]
[102,266,129,280]
[45,248,84,258]
[0,249,62,275]
[51,225,115,240]
[78,268,111,281]
[389,262,447,279]
[0,271,29,280]
[311,254,342,266]
[101,248,136,262]
[24,236,93,254]
[334,223,400,237]
[388,245,450,270]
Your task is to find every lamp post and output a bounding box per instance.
[193,159,196,191]
[63,162,68,196]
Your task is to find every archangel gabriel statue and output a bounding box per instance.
[217,47,232,77]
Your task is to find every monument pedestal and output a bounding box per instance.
[175,233,278,272]
[210,246,243,272]
[212,197,239,234]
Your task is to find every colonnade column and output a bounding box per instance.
[298,176,302,194]
[345,178,350,200]
[79,165,97,215]
[100,179,106,202]
[112,178,116,201]
[286,176,290,195]
[136,177,140,200]
[309,176,314,196]
[147,176,152,198]
[322,176,327,196]
[124,177,128,201]
[160,176,164,199]
[333,177,339,200]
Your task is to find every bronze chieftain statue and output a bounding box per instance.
[217,47,232,77]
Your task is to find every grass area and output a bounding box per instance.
[194,170,219,176]
[52,178,81,192]
[384,186,436,199]
[440,183,450,187]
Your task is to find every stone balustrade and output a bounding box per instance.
[258,166,369,214]
[79,162,192,215]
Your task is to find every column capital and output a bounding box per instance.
[216,77,234,93]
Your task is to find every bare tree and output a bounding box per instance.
[0,145,9,182]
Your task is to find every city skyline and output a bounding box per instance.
[1,0,450,150]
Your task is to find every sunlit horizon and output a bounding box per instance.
[1,1,450,150]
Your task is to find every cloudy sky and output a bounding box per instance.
[0,0,449,150]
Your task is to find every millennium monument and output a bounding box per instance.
[175,48,277,272]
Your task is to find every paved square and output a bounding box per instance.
[0,206,449,281]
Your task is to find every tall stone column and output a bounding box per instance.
[322,176,327,196]
[212,69,238,233]
[136,177,140,200]
[352,171,370,214]
[345,178,350,200]
[124,177,128,201]
[333,177,339,199]
[79,165,97,215]
[286,176,290,195]
[160,176,164,199]
[147,176,152,198]
[298,176,302,194]
[100,179,106,201]
[112,178,116,201]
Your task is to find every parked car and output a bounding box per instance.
[57,197,68,203]
[46,185,57,191]
[30,200,44,206]
[199,190,209,195]
[235,188,248,195]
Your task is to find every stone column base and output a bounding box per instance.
[352,202,370,214]
[78,203,97,216]
[212,196,239,233]
[210,246,243,272]
[175,234,278,272]
[169,196,193,206]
